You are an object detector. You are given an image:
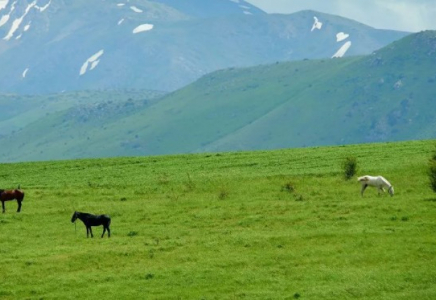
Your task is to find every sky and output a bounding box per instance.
[245,0,436,32]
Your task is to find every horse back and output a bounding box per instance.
[0,189,24,201]
[86,214,111,226]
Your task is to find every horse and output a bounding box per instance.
[71,211,111,238]
[0,186,25,213]
[357,175,394,197]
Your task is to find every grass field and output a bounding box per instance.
[0,140,435,299]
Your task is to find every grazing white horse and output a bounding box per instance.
[357,175,394,197]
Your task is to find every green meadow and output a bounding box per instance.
[1,140,435,299]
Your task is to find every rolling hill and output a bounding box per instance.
[0,0,407,94]
[0,30,435,162]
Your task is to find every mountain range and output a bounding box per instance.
[0,29,435,162]
[0,0,408,94]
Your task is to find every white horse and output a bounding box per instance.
[357,175,394,197]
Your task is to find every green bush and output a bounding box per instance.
[432,144,436,161]
[429,160,436,193]
[342,156,358,180]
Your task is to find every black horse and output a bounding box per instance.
[71,211,111,238]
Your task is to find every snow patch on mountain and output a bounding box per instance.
[130,6,142,13]
[336,32,349,42]
[0,13,9,27]
[239,4,253,15]
[133,24,154,34]
[35,0,51,12]
[0,0,8,11]
[332,41,352,58]
[1,0,50,39]
[0,0,15,28]
[80,50,104,76]
[311,16,322,31]
[3,1,37,41]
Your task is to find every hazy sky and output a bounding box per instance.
[245,0,436,32]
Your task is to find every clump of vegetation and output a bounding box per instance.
[281,181,304,201]
[429,160,436,193]
[183,173,195,192]
[342,156,358,180]
[281,182,295,193]
[429,145,436,193]
[218,188,229,200]
[432,144,436,161]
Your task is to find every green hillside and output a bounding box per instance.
[0,89,165,137]
[0,140,435,299]
[0,31,435,162]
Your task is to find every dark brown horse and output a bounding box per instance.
[0,187,25,213]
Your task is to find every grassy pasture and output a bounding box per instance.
[0,140,435,299]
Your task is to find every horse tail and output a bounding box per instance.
[18,190,24,201]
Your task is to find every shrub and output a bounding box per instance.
[342,156,358,180]
[218,189,229,200]
[432,144,436,161]
[281,182,295,193]
[429,160,436,193]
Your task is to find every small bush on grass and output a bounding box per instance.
[429,160,436,193]
[342,156,358,180]
[431,144,436,161]
[281,182,295,193]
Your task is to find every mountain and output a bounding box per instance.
[0,0,407,94]
[0,30,435,162]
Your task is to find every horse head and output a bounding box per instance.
[388,186,394,196]
[71,211,78,223]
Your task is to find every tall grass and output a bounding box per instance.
[0,140,435,299]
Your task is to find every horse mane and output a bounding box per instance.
[378,176,392,187]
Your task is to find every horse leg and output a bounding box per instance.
[101,227,106,238]
[86,226,90,238]
[89,227,94,238]
[378,187,383,195]
[107,226,110,238]
[1,201,5,213]
[361,184,368,196]
[17,200,22,213]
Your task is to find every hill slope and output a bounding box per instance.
[0,30,434,162]
[0,140,435,299]
[0,0,407,94]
